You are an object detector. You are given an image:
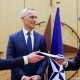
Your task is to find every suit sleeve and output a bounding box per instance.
[36,37,49,77]
[0,57,24,70]
[6,35,25,79]
[65,49,80,71]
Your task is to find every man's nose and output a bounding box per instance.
[33,18,37,23]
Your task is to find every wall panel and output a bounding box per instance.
[0,0,24,52]
[78,0,80,46]
[0,0,24,80]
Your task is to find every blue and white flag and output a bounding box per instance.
[48,7,65,80]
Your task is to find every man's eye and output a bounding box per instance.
[30,16,37,19]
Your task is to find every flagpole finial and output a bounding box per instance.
[56,1,60,8]
[56,1,60,4]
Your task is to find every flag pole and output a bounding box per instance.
[56,1,60,7]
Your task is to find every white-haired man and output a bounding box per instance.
[6,8,48,80]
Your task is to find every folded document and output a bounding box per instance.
[39,52,64,59]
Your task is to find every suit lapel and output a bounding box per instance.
[19,30,29,53]
[33,31,40,51]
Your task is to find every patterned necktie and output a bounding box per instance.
[27,32,32,53]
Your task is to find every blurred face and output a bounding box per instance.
[21,10,37,31]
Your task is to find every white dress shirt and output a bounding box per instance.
[23,56,28,65]
[23,28,34,50]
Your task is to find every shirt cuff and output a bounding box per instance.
[21,75,26,80]
[23,56,28,65]
[63,60,68,67]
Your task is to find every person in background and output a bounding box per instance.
[6,8,48,80]
[0,51,44,70]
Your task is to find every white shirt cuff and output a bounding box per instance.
[23,56,28,65]
[65,61,68,67]
[63,60,68,67]
[21,75,26,80]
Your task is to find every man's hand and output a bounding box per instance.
[55,58,67,66]
[27,51,44,63]
[31,75,41,80]
[23,76,31,80]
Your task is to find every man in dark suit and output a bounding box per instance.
[55,48,80,71]
[6,8,48,80]
[0,51,44,70]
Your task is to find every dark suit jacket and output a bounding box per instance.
[6,30,48,80]
[65,49,80,71]
[0,57,24,70]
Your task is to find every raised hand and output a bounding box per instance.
[55,57,67,66]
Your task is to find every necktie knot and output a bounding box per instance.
[27,32,31,36]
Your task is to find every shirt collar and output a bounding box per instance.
[23,28,34,36]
